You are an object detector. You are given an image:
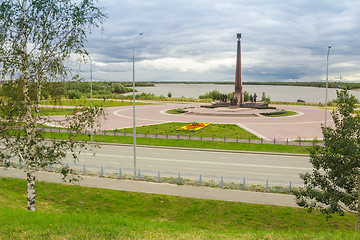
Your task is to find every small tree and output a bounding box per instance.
[261,92,270,103]
[198,89,222,100]
[0,0,106,211]
[294,89,360,231]
[243,91,249,102]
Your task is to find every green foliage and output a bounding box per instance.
[64,81,132,98]
[0,0,106,211]
[40,98,152,107]
[243,81,358,89]
[0,81,133,99]
[294,89,360,226]
[38,108,80,116]
[261,92,271,103]
[166,109,185,114]
[199,89,222,100]
[167,92,172,98]
[121,82,155,87]
[262,110,297,117]
[135,92,157,100]
[66,90,82,99]
[244,91,250,102]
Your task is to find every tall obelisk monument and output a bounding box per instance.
[233,33,243,106]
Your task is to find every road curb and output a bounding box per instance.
[90,142,309,157]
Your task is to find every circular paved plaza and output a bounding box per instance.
[98,103,333,141]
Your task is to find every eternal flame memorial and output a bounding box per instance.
[184,33,279,117]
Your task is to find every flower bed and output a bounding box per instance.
[176,122,212,132]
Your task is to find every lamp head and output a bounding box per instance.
[328,45,331,48]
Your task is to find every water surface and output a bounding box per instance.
[134,83,359,103]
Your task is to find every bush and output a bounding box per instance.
[244,91,250,102]
[112,83,127,94]
[199,90,222,100]
[135,92,157,100]
[67,90,82,99]
[261,92,270,103]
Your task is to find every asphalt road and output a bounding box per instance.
[65,144,312,184]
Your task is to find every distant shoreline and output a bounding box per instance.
[128,81,360,90]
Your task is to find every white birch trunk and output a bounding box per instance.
[21,0,37,212]
[26,169,35,211]
[356,176,360,232]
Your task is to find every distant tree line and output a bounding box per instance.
[121,82,155,87]
[146,81,360,90]
[243,81,360,90]
[64,81,132,99]
[0,81,156,100]
[198,89,270,103]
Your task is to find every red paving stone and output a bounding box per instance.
[97,103,334,141]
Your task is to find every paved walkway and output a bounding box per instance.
[0,167,298,208]
[48,102,334,141]
[101,103,333,141]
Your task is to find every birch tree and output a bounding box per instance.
[0,0,105,211]
[294,89,360,231]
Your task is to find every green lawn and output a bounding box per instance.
[264,110,297,117]
[38,107,80,116]
[114,122,260,139]
[166,108,186,114]
[43,131,309,154]
[0,177,356,239]
[40,98,153,107]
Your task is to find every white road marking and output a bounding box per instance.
[81,153,312,171]
[245,172,283,177]
[245,120,327,125]
[135,146,309,159]
[113,108,166,122]
[237,123,270,140]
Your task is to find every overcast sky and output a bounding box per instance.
[79,0,360,83]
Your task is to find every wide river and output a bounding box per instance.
[134,83,360,103]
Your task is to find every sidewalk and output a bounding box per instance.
[0,167,298,208]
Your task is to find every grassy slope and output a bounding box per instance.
[0,177,356,239]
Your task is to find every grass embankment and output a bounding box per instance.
[40,98,153,107]
[44,131,309,154]
[263,110,297,117]
[0,177,356,239]
[38,107,80,116]
[166,108,186,114]
[114,122,260,140]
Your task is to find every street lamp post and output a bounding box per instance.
[89,55,93,142]
[325,45,331,128]
[132,33,143,177]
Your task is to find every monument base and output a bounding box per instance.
[233,91,244,106]
[228,105,238,109]
[241,101,270,108]
[210,101,230,107]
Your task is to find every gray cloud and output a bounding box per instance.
[79,0,360,82]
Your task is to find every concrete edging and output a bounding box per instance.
[92,142,309,157]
